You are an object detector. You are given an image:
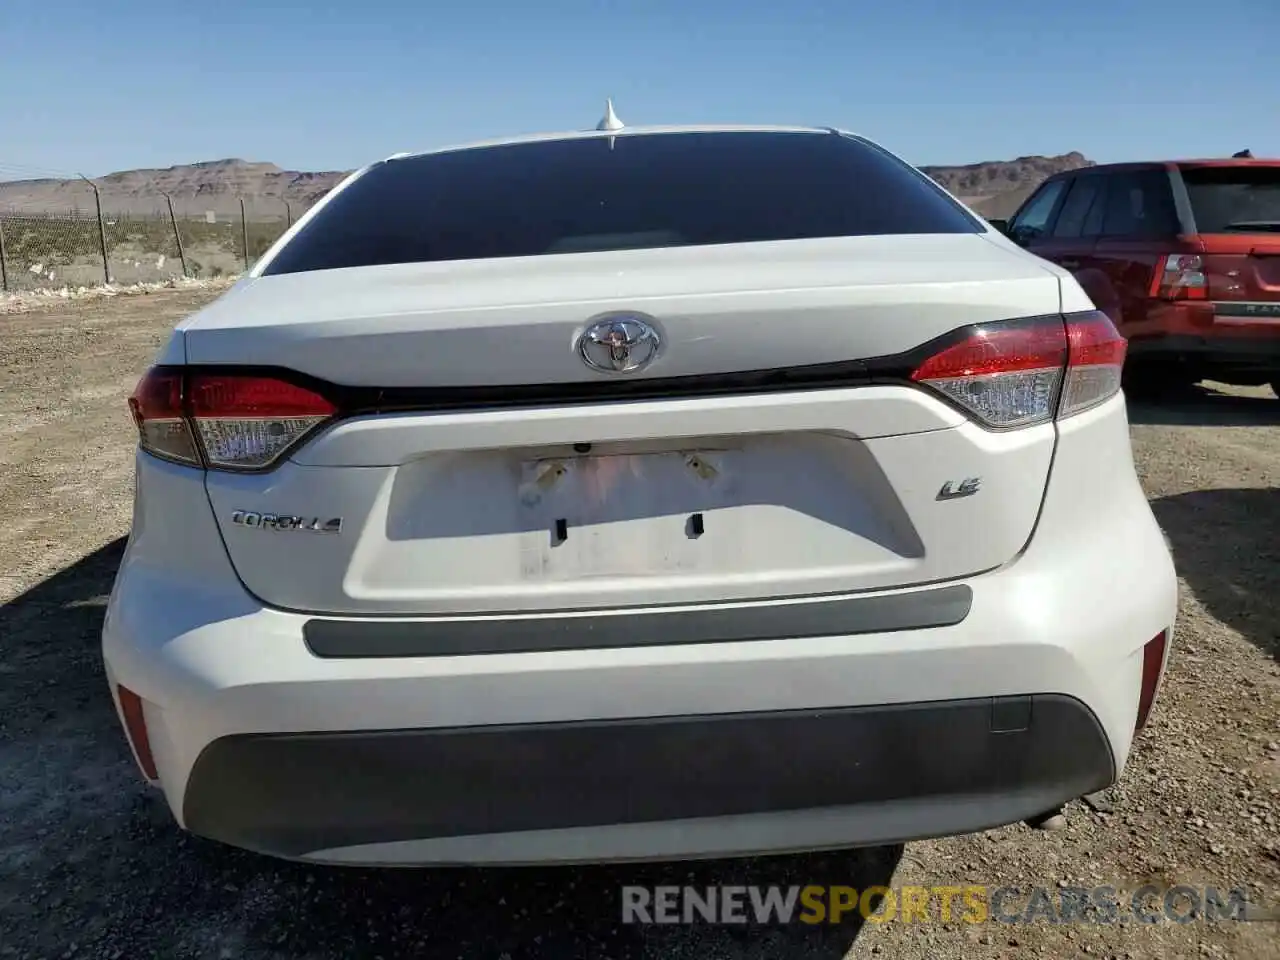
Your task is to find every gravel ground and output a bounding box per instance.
[1,289,1277,960]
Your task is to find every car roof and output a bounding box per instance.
[1162,157,1280,168]
[385,124,844,163]
[1049,157,1279,179]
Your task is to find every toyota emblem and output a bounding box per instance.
[576,315,662,374]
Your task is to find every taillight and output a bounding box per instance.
[1148,254,1208,300]
[127,370,200,466]
[188,374,336,469]
[128,368,336,471]
[1060,311,1128,418]
[1135,630,1170,732]
[910,311,1126,428]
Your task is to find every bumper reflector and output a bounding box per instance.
[117,685,159,780]
[1135,630,1170,732]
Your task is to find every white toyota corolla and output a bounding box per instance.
[102,115,1178,866]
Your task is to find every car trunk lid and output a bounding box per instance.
[191,235,1068,617]
[183,235,1060,385]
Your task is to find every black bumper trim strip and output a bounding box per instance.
[302,584,973,658]
[182,694,1116,858]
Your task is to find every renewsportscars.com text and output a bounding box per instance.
[620,884,1271,925]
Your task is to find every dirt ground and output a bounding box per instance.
[1,289,1277,960]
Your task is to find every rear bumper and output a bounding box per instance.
[184,695,1113,862]
[102,395,1178,864]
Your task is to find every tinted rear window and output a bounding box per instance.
[1181,165,1280,234]
[262,132,983,275]
[1099,171,1179,238]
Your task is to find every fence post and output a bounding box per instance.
[284,200,292,228]
[240,197,249,272]
[164,193,188,278]
[79,174,111,285]
[0,216,8,293]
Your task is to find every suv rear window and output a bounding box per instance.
[262,131,983,275]
[1181,165,1280,234]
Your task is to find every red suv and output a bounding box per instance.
[993,157,1280,397]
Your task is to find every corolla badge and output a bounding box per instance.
[577,315,662,374]
[231,510,342,534]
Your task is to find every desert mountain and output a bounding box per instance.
[0,160,348,218]
[921,151,1094,218]
[0,152,1094,220]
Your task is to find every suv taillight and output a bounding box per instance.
[910,311,1127,428]
[1149,254,1208,300]
[128,368,336,471]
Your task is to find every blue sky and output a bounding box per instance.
[1,0,1275,179]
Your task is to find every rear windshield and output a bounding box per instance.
[1181,165,1280,234]
[262,131,982,275]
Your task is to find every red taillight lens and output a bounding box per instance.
[910,311,1125,428]
[909,317,1068,428]
[1135,630,1170,732]
[116,685,159,781]
[128,369,200,466]
[188,373,336,470]
[1148,254,1208,301]
[1060,310,1127,419]
[127,368,337,471]
[187,374,339,419]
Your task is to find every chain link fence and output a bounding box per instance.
[0,214,105,291]
[0,190,300,293]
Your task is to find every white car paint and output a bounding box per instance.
[103,124,1178,865]
[184,234,1066,384]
